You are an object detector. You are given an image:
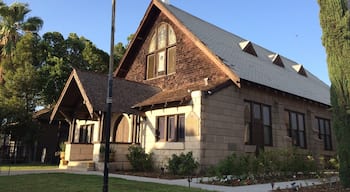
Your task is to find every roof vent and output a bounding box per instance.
[292,64,307,77]
[239,40,257,57]
[160,0,170,4]
[268,53,284,67]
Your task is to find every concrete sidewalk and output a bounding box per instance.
[0,168,337,192]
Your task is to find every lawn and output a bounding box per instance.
[0,173,210,192]
[0,164,58,171]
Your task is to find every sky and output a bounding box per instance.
[4,0,330,85]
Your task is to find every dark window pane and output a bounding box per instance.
[299,132,305,148]
[325,135,332,150]
[319,119,325,135]
[157,117,165,141]
[253,103,261,119]
[325,121,331,135]
[264,125,271,145]
[290,113,297,130]
[168,116,176,141]
[178,115,185,141]
[88,125,94,143]
[285,111,291,137]
[298,114,304,131]
[263,106,270,126]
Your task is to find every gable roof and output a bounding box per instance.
[159,1,330,106]
[116,0,330,106]
[50,69,160,121]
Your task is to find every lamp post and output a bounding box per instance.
[103,0,116,191]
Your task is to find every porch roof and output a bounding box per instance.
[134,77,231,108]
[50,69,160,121]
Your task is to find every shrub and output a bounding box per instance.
[208,148,320,178]
[214,153,257,177]
[126,145,153,172]
[167,152,199,175]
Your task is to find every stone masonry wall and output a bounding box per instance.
[200,82,335,168]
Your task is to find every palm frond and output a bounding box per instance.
[22,16,43,32]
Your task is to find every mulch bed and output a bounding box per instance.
[273,182,350,191]
[112,170,350,191]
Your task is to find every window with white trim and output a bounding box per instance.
[156,114,185,142]
[79,124,94,143]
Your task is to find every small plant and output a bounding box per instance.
[126,145,153,171]
[167,151,199,175]
[328,156,340,170]
[59,142,66,152]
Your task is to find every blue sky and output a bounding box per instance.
[4,0,330,85]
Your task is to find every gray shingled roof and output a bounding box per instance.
[51,69,160,121]
[162,3,330,106]
[75,70,160,114]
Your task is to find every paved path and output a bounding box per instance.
[0,168,338,192]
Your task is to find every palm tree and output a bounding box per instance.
[0,2,43,56]
[0,1,43,82]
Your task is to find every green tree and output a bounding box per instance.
[0,33,40,148]
[37,32,118,106]
[318,0,350,187]
[38,32,70,105]
[0,1,43,56]
[0,1,43,82]
[114,42,126,66]
[82,39,109,72]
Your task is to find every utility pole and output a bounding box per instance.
[103,0,116,191]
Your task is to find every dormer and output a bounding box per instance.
[268,53,284,67]
[239,40,257,57]
[292,64,307,77]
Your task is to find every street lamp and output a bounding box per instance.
[103,0,116,191]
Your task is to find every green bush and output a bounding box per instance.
[208,148,319,178]
[167,152,199,175]
[126,145,153,172]
[214,153,257,177]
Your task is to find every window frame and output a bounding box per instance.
[146,22,176,79]
[79,124,94,144]
[244,101,273,146]
[286,110,307,149]
[316,117,332,151]
[156,114,185,142]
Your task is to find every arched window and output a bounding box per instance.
[112,115,130,143]
[146,23,176,79]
